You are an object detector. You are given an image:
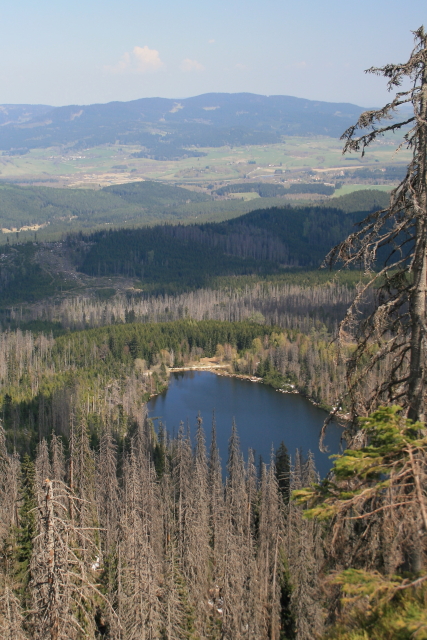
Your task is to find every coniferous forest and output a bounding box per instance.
[1,30,427,640]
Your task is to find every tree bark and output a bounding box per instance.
[408,46,427,423]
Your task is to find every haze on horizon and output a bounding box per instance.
[0,0,425,109]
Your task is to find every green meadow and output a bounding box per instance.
[0,133,411,188]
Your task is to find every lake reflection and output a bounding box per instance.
[147,371,343,478]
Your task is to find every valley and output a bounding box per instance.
[0,135,410,189]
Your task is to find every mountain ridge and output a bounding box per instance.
[0,92,366,153]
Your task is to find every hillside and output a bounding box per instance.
[0,93,366,154]
[0,189,389,304]
[0,181,210,232]
[77,193,389,292]
[0,104,52,126]
[0,179,390,239]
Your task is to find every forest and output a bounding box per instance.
[0,180,390,242]
[0,240,412,640]
[0,181,211,231]
[1,32,427,640]
[0,311,424,639]
[76,204,381,290]
[0,178,423,640]
[0,189,389,304]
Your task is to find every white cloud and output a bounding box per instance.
[208,39,215,44]
[133,46,164,72]
[180,58,205,72]
[105,46,164,74]
[235,63,247,70]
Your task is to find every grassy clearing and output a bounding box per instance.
[332,184,394,197]
[228,192,261,201]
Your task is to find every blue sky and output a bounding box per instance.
[1,0,425,106]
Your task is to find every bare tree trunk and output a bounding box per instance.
[45,480,59,640]
[408,52,427,423]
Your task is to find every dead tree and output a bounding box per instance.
[30,479,113,640]
[117,439,163,640]
[0,580,27,640]
[0,423,19,543]
[286,456,324,640]
[183,416,211,637]
[324,26,427,436]
[0,423,26,640]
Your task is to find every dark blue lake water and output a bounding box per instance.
[147,371,343,477]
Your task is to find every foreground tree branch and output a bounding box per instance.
[325,26,427,438]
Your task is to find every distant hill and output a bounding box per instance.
[0,104,52,127]
[0,179,389,238]
[0,181,210,231]
[0,93,365,156]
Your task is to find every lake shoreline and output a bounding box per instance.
[146,364,348,428]
[167,365,349,424]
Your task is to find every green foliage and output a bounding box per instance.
[102,180,209,206]
[0,178,390,246]
[215,182,289,197]
[276,442,291,503]
[0,242,62,305]
[0,320,284,453]
[79,225,275,292]
[288,183,334,196]
[95,288,116,301]
[0,184,391,308]
[330,189,389,213]
[293,407,427,639]
[293,406,427,519]
[257,358,290,390]
[0,180,209,232]
[323,575,427,640]
[79,202,374,292]
[1,319,66,336]
[211,269,373,290]
[215,181,335,197]
[279,554,296,640]
[54,319,280,364]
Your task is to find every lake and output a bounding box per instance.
[147,370,343,477]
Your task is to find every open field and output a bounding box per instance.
[0,133,412,189]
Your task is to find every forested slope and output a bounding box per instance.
[0,189,389,304]
[0,180,210,230]
[214,182,336,197]
[77,205,368,290]
[0,179,390,240]
[0,398,319,640]
[0,92,365,152]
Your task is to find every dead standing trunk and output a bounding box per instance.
[44,480,59,640]
[408,49,427,423]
